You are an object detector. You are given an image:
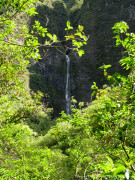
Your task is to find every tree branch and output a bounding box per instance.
[122,142,135,172]
[10,0,30,19]
[0,39,64,48]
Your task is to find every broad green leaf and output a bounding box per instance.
[78,25,84,32]
[83,36,88,41]
[83,42,87,45]
[47,33,53,40]
[25,7,38,16]
[113,164,126,176]
[74,32,82,37]
[53,34,57,42]
[72,39,79,47]
[67,21,70,28]
[65,21,73,30]
[100,64,112,70]
[78,49,84,57]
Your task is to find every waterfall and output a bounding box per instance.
[65,55,71,114]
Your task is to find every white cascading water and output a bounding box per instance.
[65,55,71,114]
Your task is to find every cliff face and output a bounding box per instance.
[29,1,68,115]
[29,0,135,116]
[69,0,135,104]
[77,0,135,70]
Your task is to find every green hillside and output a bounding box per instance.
[0,0,135,179]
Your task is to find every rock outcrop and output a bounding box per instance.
[29,0,135,116]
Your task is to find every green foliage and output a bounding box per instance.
[65,20,73,30]
[65,21,88,57]
[41,21,135,179]
[0,0,87,122]
[113,21,135,71]
[0,0,88,179]
[89,22,135,178]
[1,0,135,179]
[0,123,73,179]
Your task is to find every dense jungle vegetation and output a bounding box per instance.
[0,0,135,179]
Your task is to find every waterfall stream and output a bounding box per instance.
[65,55,71,114]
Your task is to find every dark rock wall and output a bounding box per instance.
[29,0,135,116]
[34,50,66,116]
[78,0,135,71]
[69,0,135,104]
